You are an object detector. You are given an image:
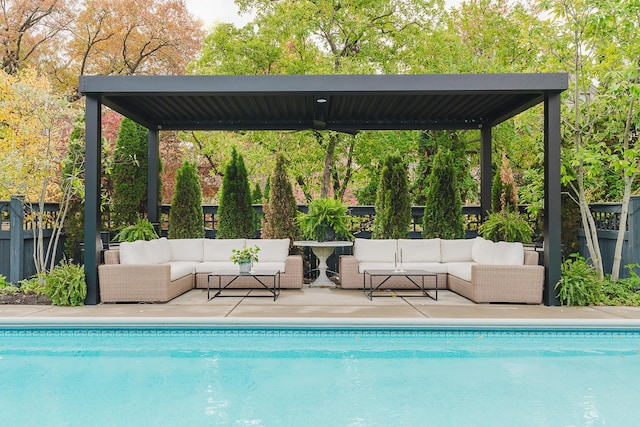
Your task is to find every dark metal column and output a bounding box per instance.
[9,195,25,283]
[480,126,492,219]
[544,93,562,306]
[147,127,159,226]
[84,96,102,305]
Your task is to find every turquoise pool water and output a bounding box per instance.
[1,326,639,426]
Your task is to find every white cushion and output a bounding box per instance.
[440,239,475,262]
[494,241,524,265]
[398,238,441,263]
[471,237,494,265]
[195,261,237,273]
[168,239,204,262]
[358,262,396,274]
[169,262,197,281]
[401,262,448,274]
[146,238,171,264]
[252,261,286,273]
[445,262,476,282]
[119,240,150,265]
[203,239,246,262]
[354,239,398,263]
[247,239,290,262]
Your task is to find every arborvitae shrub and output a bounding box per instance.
[169,161,204,239]
[372,154,411,239]
[262,154,301,244]
[217,148,256,239]
[492,152,518,213]
[422,148,464,239]
[112,118,148,227]
[252,182,263,204]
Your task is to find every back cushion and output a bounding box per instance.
[146,238,171,264]
[471,237,494,265]
[119,240,150,264]
[440,239,475,263]
[397,238,441,263]
[168,238,204,262]
[247,239,290,262]
[472,237,524,265]
[354,238,397,263]
[203,239,246,262]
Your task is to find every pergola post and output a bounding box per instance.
[544,92,562,306]
[147,127,160,228]
[480,126,492,219]
[84,95,102,305]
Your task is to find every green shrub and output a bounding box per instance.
[19,276,46,295]
[42,260,87,306]
[555,254,603,306]
[601,264,640,306]
[0,275,18,294]
[112,118,150,227]
[114,218,158,242]
[252,182,263,204]
[217,148,256,239]
[492,152,518,213]
[262,154,301,243]
[373,154,411,239]
[478,211,533,243]
[169,161,205,239]
[422,148,464,239]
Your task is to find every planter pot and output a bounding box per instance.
[238,262,252,274]
[317,225,336,242]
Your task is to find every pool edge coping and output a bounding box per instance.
[2,317,640,329]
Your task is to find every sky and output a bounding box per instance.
[185,0,464,28]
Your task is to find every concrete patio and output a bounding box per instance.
[1,288,640,320]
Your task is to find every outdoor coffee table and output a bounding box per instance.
[363,269,438,301]
[208,269,281,301]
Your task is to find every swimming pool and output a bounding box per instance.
[1,319,639,426]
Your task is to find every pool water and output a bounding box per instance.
[1,328,639,426]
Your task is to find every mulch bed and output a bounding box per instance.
[0,292,52,305]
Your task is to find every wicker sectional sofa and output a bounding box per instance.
[339,237,545,304]
[99,238,303,303]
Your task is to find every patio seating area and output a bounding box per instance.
[2,287,640,320]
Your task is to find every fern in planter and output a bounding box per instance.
[298,198,354,241]
[478,211,533,243]
[42,260,87,306]
[113,218,158,242]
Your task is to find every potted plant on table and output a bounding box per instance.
[231,244,260,274]
[113,218,159,242]
[298,198,354,241]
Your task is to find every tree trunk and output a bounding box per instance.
[321,133,337,198]
[611,177,634,281]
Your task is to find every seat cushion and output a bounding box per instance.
[445,262,476,282]
[471,237,494,264]
[472,237,524,265]
[401,262,448,274]
[398,238,441,263]
[195,261,237,273]
[358,262,396,274]
[252,261,286,273]
[440,239,475,262]
[168,262,198,281]
[354,239,397,263]
[203,239,246,262]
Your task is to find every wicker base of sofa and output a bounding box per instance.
[98,271,194,303]
[447,274,543,304]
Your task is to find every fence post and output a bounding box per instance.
[9,195,25,284]
[628,196,640,273]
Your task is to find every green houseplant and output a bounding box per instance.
[298,198,354,241]
[113,218,159,242]
[231,244,260,273]
[478,211,533,243]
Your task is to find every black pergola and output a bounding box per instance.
[80,73,568,306]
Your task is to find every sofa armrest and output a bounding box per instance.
[471,264,545,303]
[524,250,539,265]
[104,250,120,265]
[339,255,362,289]
[281,255,304,288]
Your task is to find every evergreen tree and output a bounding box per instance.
[112,118,149,227]
[63,123,85,260]
[423,148,464,239]
[372,154,411,239]
[252,182,263,204]
[491,152,518,213]
[263,176,271,202]
[169,161,204,239]
[217,148,256,239]
[262,154,301,243]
